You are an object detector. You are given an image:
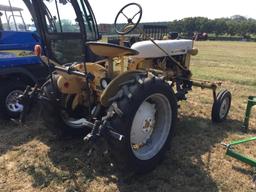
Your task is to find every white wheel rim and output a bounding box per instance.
[130,93,172,160]
[60,109,88,129]
[5,90,24,112]
[219,97,230,119]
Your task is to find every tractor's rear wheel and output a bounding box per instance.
[107,75,177,173]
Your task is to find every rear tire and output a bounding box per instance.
[107,75,177,173]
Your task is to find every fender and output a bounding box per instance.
[100,70,146,106]
[0,67,37,83]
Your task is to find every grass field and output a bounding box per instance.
[1,41,256,192]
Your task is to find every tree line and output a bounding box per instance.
[167,15,256,37]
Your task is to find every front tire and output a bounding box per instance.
[211,90,231,122]
[107,75,177,173]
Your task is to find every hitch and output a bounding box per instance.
[18,85,39,123]
[83,119,124,143]
[83,120,102,142]
[83,112,124,143]
[18,84,47,124]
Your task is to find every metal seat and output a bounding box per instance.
[86,42,139,58]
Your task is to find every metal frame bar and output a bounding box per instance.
[176,78,219,102]
[4,11,10,30]
[8,0,18,31]
[192,80,218,102]
[19,10,27,31]
[54,0,63,32]
[224,137,256,167]
[241,96,256,132]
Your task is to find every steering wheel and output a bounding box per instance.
[114,3,142,35]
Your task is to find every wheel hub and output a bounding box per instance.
[130,101,156,146]
[220,97,229,118]
[5,90,24,112]
[130,93,173,161]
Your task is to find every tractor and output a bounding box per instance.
[0,1,47,119]
[20,1,232,173]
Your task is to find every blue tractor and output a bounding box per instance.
[0,0,100,119]
[0,2,47,118]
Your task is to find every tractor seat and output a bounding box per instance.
[86,42,139,58]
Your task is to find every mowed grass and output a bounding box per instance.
[1,41,256,192]
[192,41,256,86]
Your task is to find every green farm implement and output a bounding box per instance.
[224,137,256,167]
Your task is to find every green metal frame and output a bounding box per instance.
[242,96,256,132]
[225,137,256,167]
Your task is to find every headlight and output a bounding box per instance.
[100,78,110,89]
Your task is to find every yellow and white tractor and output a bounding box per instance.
[20,2,231,173]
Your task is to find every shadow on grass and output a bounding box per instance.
[0,114,248,191]
[0,117,43,156]
[32,115,249,191]
[232,166,254,177]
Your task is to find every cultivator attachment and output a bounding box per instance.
[223,137,256,167]
[241,96,256,132]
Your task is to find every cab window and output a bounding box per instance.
[0,0,36,31]
[42,0,80,33]
[77,0,99,40]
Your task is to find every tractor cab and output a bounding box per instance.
[24,0,100,63]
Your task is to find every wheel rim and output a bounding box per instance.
[5,90,24,113]
[130,93,172,160]
[55,94,88,129]
[62,117,88,128]
[60,110,88,129]
[219,96,230,119]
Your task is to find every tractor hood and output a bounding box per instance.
[131,39,193,58]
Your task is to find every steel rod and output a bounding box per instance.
[229,137,256,146]
[226,149,256,167]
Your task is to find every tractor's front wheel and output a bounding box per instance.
[107,75,177,173]
[40,80,89,137]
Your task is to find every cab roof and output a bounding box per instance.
[0,4,23,12]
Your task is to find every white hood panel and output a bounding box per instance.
[131,39,193,58]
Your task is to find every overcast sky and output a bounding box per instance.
[89,0,256,23]
[1,0,256,24]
